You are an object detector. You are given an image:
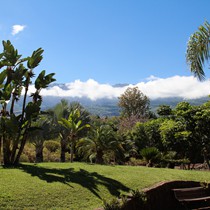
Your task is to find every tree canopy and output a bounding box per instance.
[186,21,210,80]
[118,87,150,119]
[0,40,55,166]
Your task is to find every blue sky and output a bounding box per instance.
[1,0,210,100]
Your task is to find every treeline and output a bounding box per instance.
[20,87,210,169]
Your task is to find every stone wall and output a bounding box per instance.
[123,180,201,210]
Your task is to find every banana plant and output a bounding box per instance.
[0,40,56,166]
[58,108,90,162]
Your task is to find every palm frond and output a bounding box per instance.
[186,21,210,81]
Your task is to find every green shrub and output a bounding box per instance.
[20,143,36,163]
[103,151,116,165]
[140,147,161,167]
[44,140,60,153]
[43,148,60,162]
[103,198,121,210]
[131,189,147,203]
[127,157,147,166]
[103,189,147,210]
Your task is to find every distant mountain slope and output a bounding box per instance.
[12,83,210,116]
[41,96,210,116]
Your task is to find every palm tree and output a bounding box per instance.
[51,100,91,162]
[77,125,120,164]
[58,108,90,162]
[28,114,56,162]
[186,21,210,80]
[51,99,70,162]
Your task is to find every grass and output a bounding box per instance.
[1,162,210,209]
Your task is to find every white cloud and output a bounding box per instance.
[27,76,210,100]
[136,76,210,99]
[12,25,26,35]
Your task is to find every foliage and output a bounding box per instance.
[59,108,90,162]
[118,115,142,134]
[157,105,172,117]
[127,157,147,166]
[0,40,55,166]
[77,124,120,164]
[140,147,161,167]
[51,100,91,162]
[118,86,150,119]
[50,99,71,162]
[20,143,36,163]
[143,119,164,150]
[27,114,56,162]
[130,189,147,206]
[103,198,121,210]
[44,140,60,153]
[186,21,210,80]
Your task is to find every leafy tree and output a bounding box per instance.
[186,21,210,80]
[118,114,142,134]
[0,40,55,166]
[157,105,172,117]
[159,118,191,160]
[171,102,202,164]
[118,87,150,119]
[58,108,90,162]
[194,102,210,168]
[142,118,164,150]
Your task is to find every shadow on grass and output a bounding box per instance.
[17,164,130,199]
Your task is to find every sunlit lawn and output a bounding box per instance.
[1,162,210,209]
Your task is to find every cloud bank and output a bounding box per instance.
[28,75,210,100]
[12,25,26,35]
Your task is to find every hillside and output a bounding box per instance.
[1,162,210,210]
[41,96,210,116]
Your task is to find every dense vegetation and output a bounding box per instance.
[15,97,210,171]
[0,40,55,166]
[0,41,209,167]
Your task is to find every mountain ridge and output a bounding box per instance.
[41,95,209,116]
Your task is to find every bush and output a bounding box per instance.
[103,198,121,210]
[103,189,147,210]
[127,157,147,166]
[140,147,161,167]
[43,149,60,162]
[44,140,60,153]
[103,151,116,165]
[20,144,36,163]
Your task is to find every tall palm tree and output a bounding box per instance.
[58,108,90,162]
[51,100,91,162]
[186,21,210,80]
[51,99,70,162]
[28,114,56,162]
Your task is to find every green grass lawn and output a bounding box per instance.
[1,162,210,210]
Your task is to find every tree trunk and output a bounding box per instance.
[3,138,12,166]
[35,144,43,163]
[14,134,28,165]
[96,150,104,164]
[70,141,75,163]
[203,148,210,169]
[0,137,2,165]
[60,138,66,162]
